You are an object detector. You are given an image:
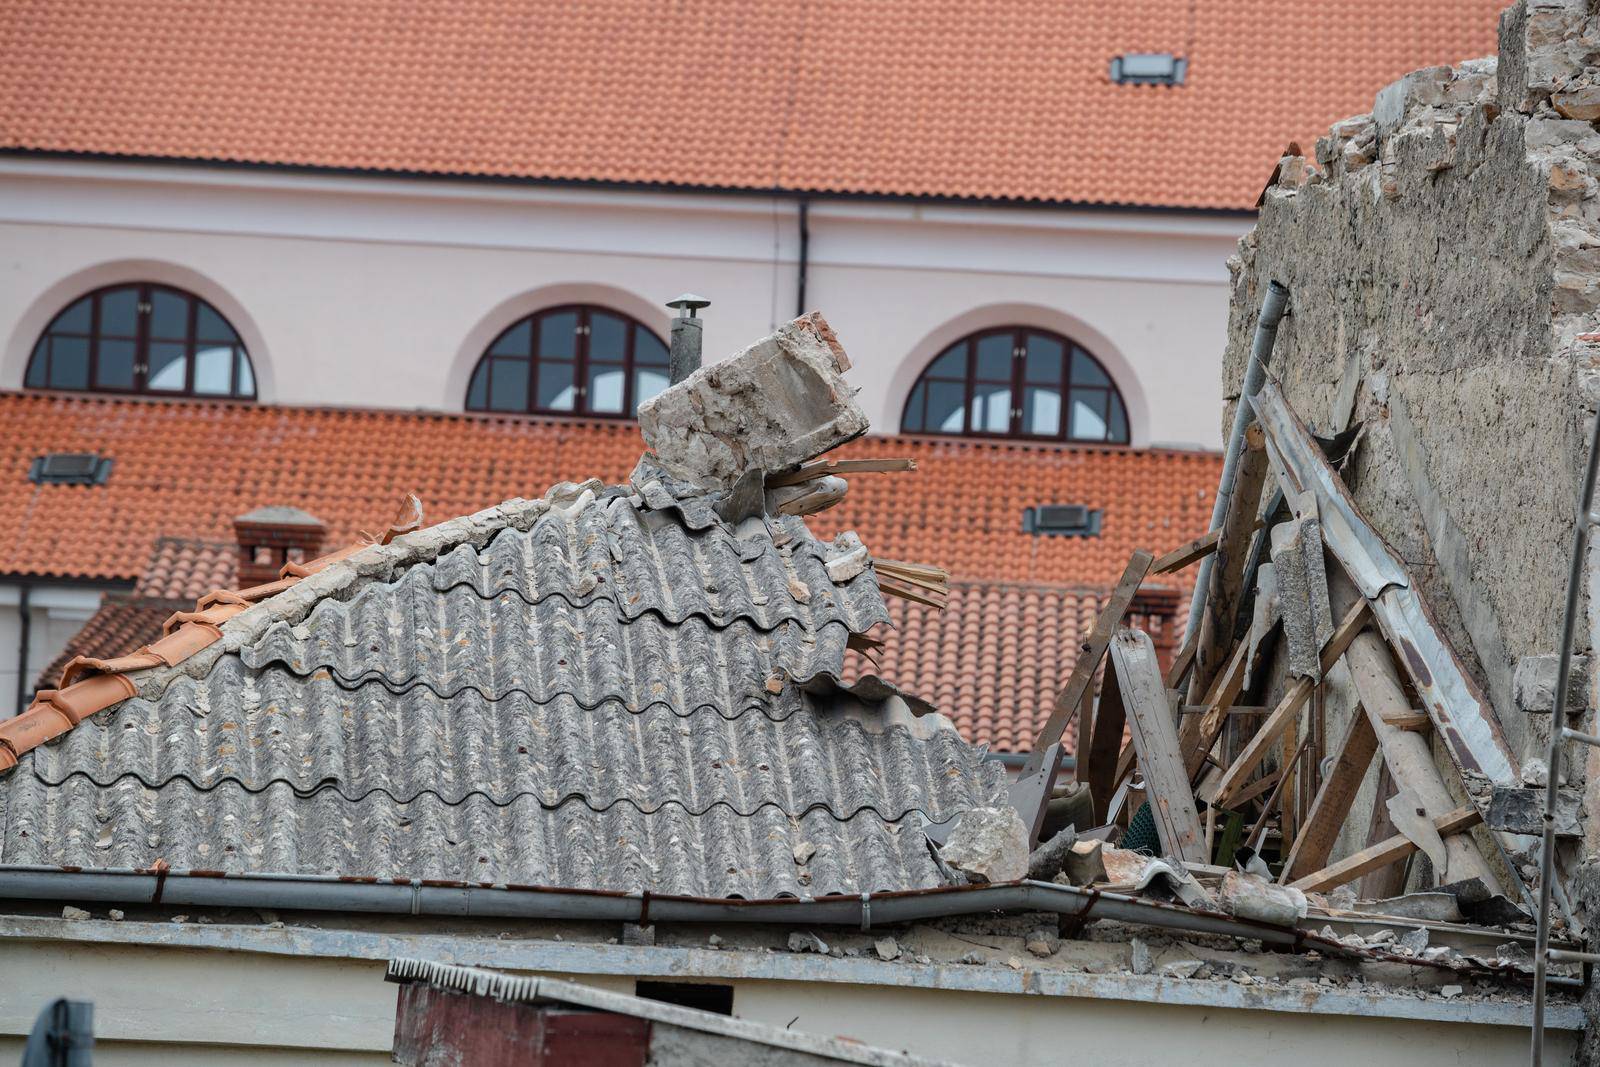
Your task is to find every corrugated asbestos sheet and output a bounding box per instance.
[0,486,1005,898]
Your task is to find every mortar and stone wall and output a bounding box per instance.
[1222,3,1600,1052]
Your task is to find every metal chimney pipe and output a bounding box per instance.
[666,294,710,384]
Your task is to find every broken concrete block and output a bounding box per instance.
[938,806,1029,884]
[1218,871,1308,927]
[637,313,868,494]
[1399,927,1430,955]
[1130,938,1153,975]
[1162,959,1205,979]
[874,937,900,961]
[1512,653,1589,712]
[1027,826,1079,881]
[1024,928,1060,958]
[788,931,829,954]
[61,906,90,921]
[1489,786,1583,837]
[1055,839,1107,886]
[1270,517,1335,680]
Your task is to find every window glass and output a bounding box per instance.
[974,334,1012,380]
[1071,392,1109,440]
[588,365,625,414]
[539,312,578,360]
[194,346,235,394]
[901,326,1127,443]
[927,380,965,433]
[54,297,92,334]
[466,306,667,419]
[99,289,139,337]
[1071,349,1112,387]
[149,290,188,340]
[1024,386,1061,436]
[488,359,529,412]
[537,360,576,410]
[590,313,628,362]
[635,327,669,366]
[25,284,256,400]
[97,339,137,390]
[1025,335,1064,384]
[927,344,965,379]
[971,381,1011,433]
[491,321,531,357]
[49,338,89,388]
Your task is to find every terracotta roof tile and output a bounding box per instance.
[136,536,237,601]
[35,597,174,693]
[0,0,1504,210]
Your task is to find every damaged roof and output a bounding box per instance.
[0,0,1504,210]
[0,317,1006,898]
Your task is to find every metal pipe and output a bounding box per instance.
[1559,726,1600,748]
[0,866,1303,946]
[1531,401,1600,1067]
[796,199,811,318]
[665,294,710,385]
[1185,280,1289,643]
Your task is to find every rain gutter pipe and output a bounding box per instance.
[0,866,1296,946]
[1185,280,1289,643]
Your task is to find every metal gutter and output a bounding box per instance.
[0,913,1580,1032]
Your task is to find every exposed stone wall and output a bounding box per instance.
[1224,8,1600,1046]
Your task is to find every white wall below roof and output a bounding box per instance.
[0,160,1245,448]
[0,582,110,712]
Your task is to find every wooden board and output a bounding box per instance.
[1109,628,1206,865]
[1280,706,1378,883]
[1018,549,1154,778]
[1152,527,1222,575]
[1086,657,1128,824]
[1288,806,1482,893]
[1181,636,1253,780]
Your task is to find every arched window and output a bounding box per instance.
[902,327,1129,443]
[466,305,669,417]
[25,283,256,399]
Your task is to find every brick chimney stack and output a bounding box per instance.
[233,506,327,588]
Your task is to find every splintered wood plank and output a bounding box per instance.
[1019,549,1154,777]
[1087,655,1128,823]
[1280,706,1378,883]
[1288,806,1482,893]
[765,457,916,486]
[1187,424,1269,706]
[1207,599,1371,806]
[1109,628,1206,864]
[1152,527,1223,575]
[1073,682,1095,784]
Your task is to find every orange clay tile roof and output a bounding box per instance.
[0,0,1505,211]
[0,391,1221,750]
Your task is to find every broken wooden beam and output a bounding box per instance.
[765,457,916,487]
[1280,706,1377,883]
[1288,806,1482,893]
[1109,628,1207,865]
[1187,424,1270,707]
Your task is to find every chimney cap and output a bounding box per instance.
[234,505,325,528]
[666,294,711,318]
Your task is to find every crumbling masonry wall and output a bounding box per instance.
[1224,0,1600,978]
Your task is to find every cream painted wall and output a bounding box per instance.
[0,937,1573,1067]
[0,160,1245,449]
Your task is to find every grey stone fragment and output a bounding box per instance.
[1024,929,1060,958]
[107,909,125,921]
[1489,785,1583,837]
[1027,826,1078,881]
[1440,984,1464,999]
[61,906,90,921]
[1162,959,1205,979]
[873,937,900,961]
[637,313,868,494]
[958,950,986,965]
[787,931,829,954]
[939,806,1028,884]
[1513,653,1589,712]
[1058,838,1107,886]
[1130,938,1153,975]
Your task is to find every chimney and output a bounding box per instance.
[665,293,710,384]
[233,506,327,588]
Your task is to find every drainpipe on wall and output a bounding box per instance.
[796,199,811,318]
[14,582,29,715]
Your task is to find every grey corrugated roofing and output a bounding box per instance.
[0,480,1004,898]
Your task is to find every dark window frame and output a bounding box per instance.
[901,326,1130,444]
[465,304,669,419]
[25,283,256,400]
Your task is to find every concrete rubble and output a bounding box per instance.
[938,807,1029,884]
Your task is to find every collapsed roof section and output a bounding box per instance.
[0,314,1005,898]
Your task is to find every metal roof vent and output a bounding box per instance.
[1110,53,1187,86]
[29,452,113,486]
[1023,504,1102,538]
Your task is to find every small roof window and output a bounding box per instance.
[1023,504,1102,538]
[1110,53,1187,86]
[29,452,113,486]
